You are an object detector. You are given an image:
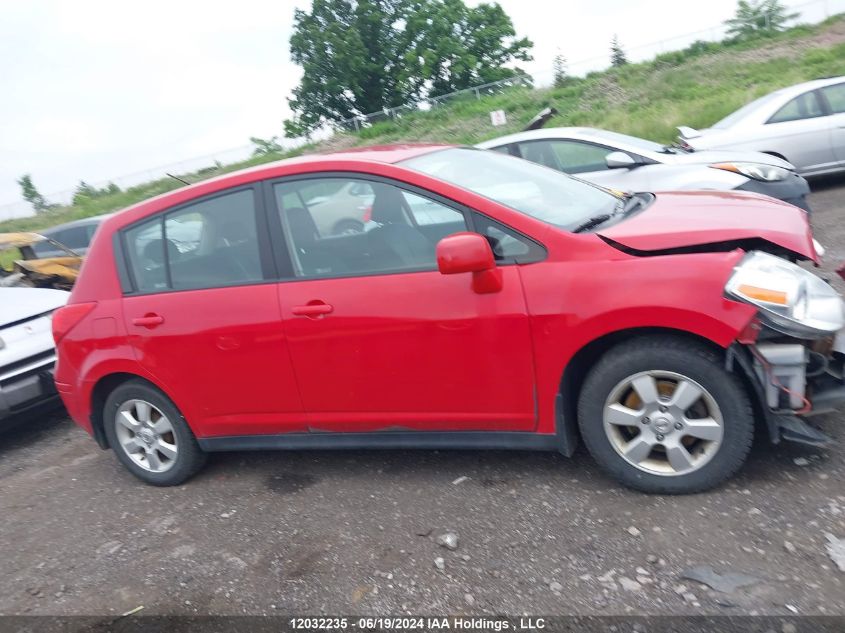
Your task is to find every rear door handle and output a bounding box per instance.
[291,302,334,318]
[132,314,165,328]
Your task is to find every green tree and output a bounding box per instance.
[17,174,51,214]
[610,34,628,67]
[284,0,532,136]
[553,51,569,87]
[72,180,121,205]
[250,136,283,156]
[725,0,799,39]
[408,0,533,98]
[74,180,98,200]
[285,0,420,137]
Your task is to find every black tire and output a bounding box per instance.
[103,379,207,486]
[332,219,364,235]
[577,335,754,494]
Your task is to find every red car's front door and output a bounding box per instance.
[271,176,537,432]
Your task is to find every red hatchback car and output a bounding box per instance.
[53,145,845,493]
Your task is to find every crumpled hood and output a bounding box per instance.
[0,287,69,328]
[598,190,817,262]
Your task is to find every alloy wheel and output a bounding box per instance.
[603,370,724,476]
[114,399,178,473]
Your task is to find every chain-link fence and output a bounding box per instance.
[2,0,843,221]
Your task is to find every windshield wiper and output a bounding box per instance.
[572,214,613,233]
[621,193,644,214]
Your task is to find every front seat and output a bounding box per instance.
[367,185,433,269]
[285,206,343,276]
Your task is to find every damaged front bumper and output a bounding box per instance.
[730,328,845,447]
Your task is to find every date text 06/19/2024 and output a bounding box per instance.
[288,617,547,630]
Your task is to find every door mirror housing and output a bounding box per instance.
[436,232,502,294]
[605,151,638,169]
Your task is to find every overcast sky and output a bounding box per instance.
[0,0,823,218]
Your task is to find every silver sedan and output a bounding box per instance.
[477,126,812,211]
[678,76,845,178]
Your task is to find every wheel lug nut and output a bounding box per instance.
[659,405,667,413]
[674,422,683,430]
[642,417,650,425]
[656,434,665,441]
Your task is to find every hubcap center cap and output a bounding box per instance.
[652,416,672,434]
[138,428,155,445]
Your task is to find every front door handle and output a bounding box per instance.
[291,302,334,318]
[132,314,165,328]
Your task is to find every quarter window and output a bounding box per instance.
[124,188,263,293]
[821,83,845,114]
[473,213,545,263]
[768,91,826,123]
[273,178,467,278]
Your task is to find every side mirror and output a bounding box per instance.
[605,151,638,169]
[436,232,502,294]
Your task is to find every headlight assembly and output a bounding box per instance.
[725,251,845,338]
[710,162,791,182]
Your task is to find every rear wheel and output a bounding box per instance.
[103,380,206,486]
[577,336,754,494]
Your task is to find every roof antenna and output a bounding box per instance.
[166,172,192,186]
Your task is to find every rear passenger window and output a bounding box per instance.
[274,178,466,278]
[821,83,845,114]
[767,91,826,123]
[124,189,263,293]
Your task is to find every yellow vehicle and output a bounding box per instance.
[0,233,82,290]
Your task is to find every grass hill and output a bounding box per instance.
[3,14,845,233]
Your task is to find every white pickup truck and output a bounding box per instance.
[0,287,68,422]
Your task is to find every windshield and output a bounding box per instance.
[401,148,622,231]
[712,92,782,129]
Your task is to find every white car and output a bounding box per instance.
[477,126,812,212]
[678,76,845,178]
[0,287,69,422]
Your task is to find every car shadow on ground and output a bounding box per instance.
[0,405,68,456]
[195,417,838,496]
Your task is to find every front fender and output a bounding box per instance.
[521,250,757,434]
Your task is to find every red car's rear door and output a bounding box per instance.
[120,187,304,437]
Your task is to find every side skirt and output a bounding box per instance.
[198,431,564,454]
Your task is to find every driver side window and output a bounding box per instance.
[517,140,613,174]
[273,178,467,279]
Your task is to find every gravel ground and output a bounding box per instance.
[1,181,844,617]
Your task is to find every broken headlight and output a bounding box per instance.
[725,251,845,339]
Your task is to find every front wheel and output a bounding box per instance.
[577,336,754,494]
[103,379,207,486]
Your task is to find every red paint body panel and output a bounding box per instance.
[278,267,535,432]
[55,143,810,444]
[599,191,818,262]
[121,285,305,437]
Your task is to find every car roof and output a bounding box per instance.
[477,127,597,147]
[207,143,450,183]
[477,127,667,156]
[774,75,845,97]
[105,143,450,222]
